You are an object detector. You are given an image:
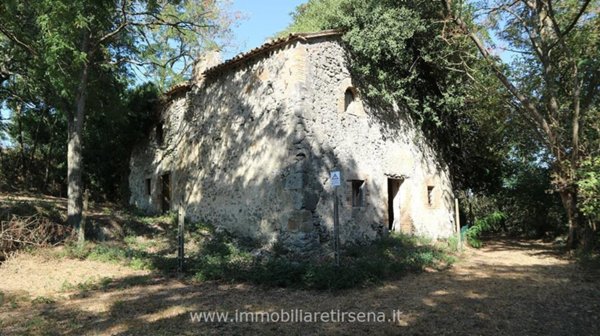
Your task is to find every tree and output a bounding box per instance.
[283,0,511,193]
[441,0,600,249]
[0,0,232,244]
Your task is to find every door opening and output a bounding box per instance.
[387,178,402,231]
[161,173,171,213]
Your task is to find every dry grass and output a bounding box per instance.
[1,239,599,335]
[1,194,599,335]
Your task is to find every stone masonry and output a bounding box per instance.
[129,30,456,254]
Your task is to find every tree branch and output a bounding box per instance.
[547,0,593,51]
[96,0,129,46]
[502,5,545,61]
[441,0,557,149]
[0,25,36,56]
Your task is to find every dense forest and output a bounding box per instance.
[1,0,598,251]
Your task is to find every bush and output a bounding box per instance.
[62,242,154,270]
[578,157,600,227]
[466,211,506,248]
[191,228,455,290]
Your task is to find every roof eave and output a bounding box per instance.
[203,29,343,76]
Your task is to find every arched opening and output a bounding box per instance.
[344,87,356,112]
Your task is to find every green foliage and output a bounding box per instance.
[63,241,154,270]
[577,156,600,223]
[502,160,565,236]
[0,1,234,202]
[60,276,113,293]
[31,296,55,305]
[0,78,160,200]
[466,211,506,248]
[282,0,509,193]
[280,0,349,35]
[446,235,460,252]
[461,1,599,248]
[83,83,160,201]
[192,228,455,290]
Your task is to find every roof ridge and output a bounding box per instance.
[203,29,343,75]
[163,29,343,98]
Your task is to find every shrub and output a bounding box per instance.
[191,228,455,290]
[466,211,506,247]
[577,156,600,236]
[62,242,154,270]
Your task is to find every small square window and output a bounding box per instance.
[427,186,434,207]
[351,180,365,207]
[146,178,152,196]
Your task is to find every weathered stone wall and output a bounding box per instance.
[299,38,455,244]
[129,95,188,214]
[131,41,315,248]
[129,35,455,254]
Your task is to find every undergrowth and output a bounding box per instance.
[466,211,506,248]
[18,205,458,291]
[190,227,456,290]
[61,241,157,271]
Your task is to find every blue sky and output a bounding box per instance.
[224,0,306,59]
[1,1,306,141]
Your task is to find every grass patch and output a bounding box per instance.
[34,204,457,291]
[0,291,28,309]
[190,228,456,290]
[60,276,113,293]
[60,241,156,270]
[23,316,51,334]
[31,296,55,305]
[52,212,178,272]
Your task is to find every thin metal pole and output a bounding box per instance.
[177,204,185,273]
[334,191,340,266]
[455,198,461,250]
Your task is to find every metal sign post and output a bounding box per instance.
[177,204,185,273]
[331,171,341,267]
[455,198,462,251]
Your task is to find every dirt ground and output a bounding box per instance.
[1,238,599,335]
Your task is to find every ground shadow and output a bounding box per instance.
[2,238,599,335]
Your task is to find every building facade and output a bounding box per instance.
[129,30,456,253]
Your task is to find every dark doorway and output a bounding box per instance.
[387,178,402,230]
[161,173,171,213]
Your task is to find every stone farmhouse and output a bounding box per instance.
[129,30,456,253]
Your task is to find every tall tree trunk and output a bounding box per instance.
[561,189,580,249]
[67,34,90,245]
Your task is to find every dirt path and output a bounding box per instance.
[1,239,599,335]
